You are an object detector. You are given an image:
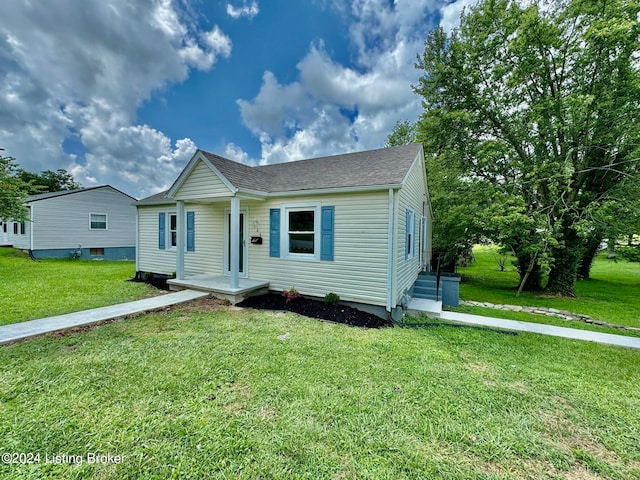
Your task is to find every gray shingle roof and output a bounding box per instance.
[26,185,136,202]
[255,143,422,192]
[135,190,172,205]
[137,143,422,204]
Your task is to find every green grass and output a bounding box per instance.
[1,307,639,479]
[456,246,640,330]
[0,248,157,325]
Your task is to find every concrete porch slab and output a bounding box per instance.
[407,298,442,317]
[167,274,269,304]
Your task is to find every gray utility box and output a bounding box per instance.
[440,274,461,307]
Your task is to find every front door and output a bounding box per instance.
[225,210,247,276]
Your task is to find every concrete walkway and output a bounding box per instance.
[0,290,209,345]
[439,311,640,350]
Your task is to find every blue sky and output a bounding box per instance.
[0,0,472,198]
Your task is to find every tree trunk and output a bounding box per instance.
[577,234,603,280]
[546,229,584,297]
[514,252,542,291]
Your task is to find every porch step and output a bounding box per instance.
[413,274,440,300]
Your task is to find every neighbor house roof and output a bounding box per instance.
[137,143,423,205]
[26,185,136,203]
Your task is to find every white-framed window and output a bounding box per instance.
[283,203,321,260]
[406,208,415,260]
[90,213,107,230]
[168,212,177,249]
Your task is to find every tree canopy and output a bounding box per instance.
[413,0,640,296]
[17,168,81,195]
[0,156,29,221]
[0,155,81,221]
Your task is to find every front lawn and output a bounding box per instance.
[0,248,158,325]
[0,304,639,479]
[456,246,640,330]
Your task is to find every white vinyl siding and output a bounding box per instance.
[139,193,389,306]
[394,152,428,306]
[137,203,223,276]
[173,160,233,200]
[7,207,30,249]
[29,188,135,250]
[249,191,390,306]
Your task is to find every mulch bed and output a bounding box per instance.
[237,293,393,329]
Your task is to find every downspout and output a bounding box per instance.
[135,206,139,272]
[386,188,394,312]
[28,205,34,252]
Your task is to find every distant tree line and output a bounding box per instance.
[388,0,640,296]
[0,153,80,222]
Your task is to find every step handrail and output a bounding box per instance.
[435,253,442,302]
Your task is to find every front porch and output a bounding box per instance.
[167,274,269,305]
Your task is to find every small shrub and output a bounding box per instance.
[282,287,301,303]
[324,292,340,307]
[144,271,154,281]
[618,245,640,263]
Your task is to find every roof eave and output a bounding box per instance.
[266,183,403,198]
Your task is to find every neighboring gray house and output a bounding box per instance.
[6,185,137,260]
[136,144,437,315]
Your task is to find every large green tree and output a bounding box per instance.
[415,0,640,295]
[0,156,29,222]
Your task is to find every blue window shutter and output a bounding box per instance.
[269,208,280,257]
[158,212,166,250]
[186,211,195,252]
[321,206,335,261]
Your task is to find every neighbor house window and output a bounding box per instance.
[13,222,25,235]
[169,213,177,248]
[90,213,107,230]
[90,247,104,256]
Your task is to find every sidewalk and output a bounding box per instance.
[439,311,640,350]
[0,290,209,345]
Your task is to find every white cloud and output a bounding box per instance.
[226,1,260,20]
[440,0,478,34]
[0,0,231,197]
[224,142,255,165]
[237,1,438,164]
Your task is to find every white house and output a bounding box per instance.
[135,144,434,315]
[6,186,137,260]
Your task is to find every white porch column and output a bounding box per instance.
[176,200,185,280]
[230,196,240,289]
